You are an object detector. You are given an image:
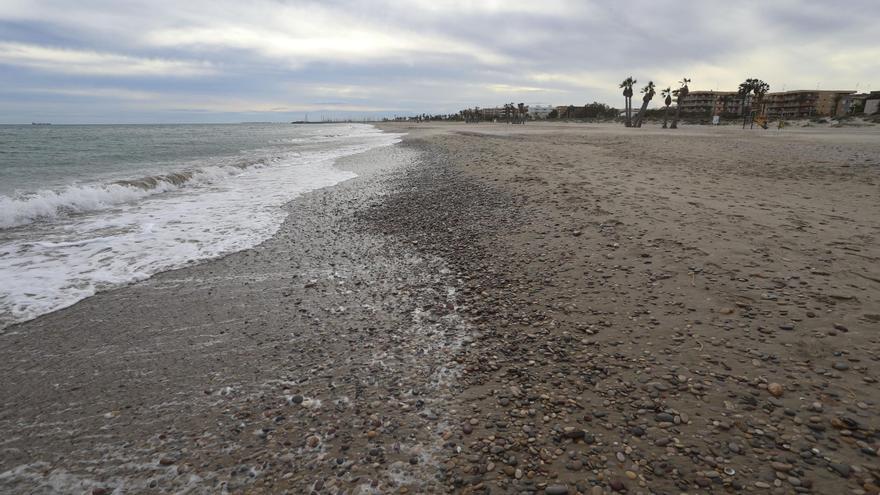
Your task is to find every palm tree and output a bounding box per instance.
[736,78,770,128]
[752,80,770,127]
[517,103,526,124]
[620,76,636,127]
[738,79,755,128]
[669,77,690,129]
[633,81,656,127]
[661,87,673,128]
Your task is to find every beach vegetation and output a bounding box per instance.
[633,81,655,128]
[661,87,673,128]
[670,77,691,129]
[737,78,770,128]
[620,76,636,127]
[517,103,527,124]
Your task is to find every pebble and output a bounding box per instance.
[767,382,784,397]
[830,462,851,478]
[545,485,569,495]
[770,462,793,472]
[609,479,626,492]
[563,427,586,439]
[655,412,674,423]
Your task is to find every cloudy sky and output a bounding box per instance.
[1,0,877,123]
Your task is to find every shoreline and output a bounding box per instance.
[2,122,879,494]
[0,126,398,332]
[1,135,472,493]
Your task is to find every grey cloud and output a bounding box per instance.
[0,0,877,122]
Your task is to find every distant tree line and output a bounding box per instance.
[454,101,621,123]
[553,102,619,120]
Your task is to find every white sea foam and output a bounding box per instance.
[0,124,402,329]
[0,160,275,229]
[0,183,169,229]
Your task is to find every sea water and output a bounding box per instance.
[0,123,401,329]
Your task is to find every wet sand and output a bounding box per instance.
[1,122,879,494]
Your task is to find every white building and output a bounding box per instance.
[528,104,554,119]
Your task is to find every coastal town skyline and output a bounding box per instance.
[1,0,879,123]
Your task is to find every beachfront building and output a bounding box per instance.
[528,104,554,119]
[479,106,526,120]
[863,91,880,115]
[678,91,751,116]
[679,89,861,119]
[478,106,504,119]
[835,91,880,115]
[679,91,731,115]
[555,105,575,118]
[762,90,855,119]
[840,93,869,115]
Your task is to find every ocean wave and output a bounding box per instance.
[0,159,273,230]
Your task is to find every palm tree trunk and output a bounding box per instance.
[634,100,649,127]
[624,98,631,127]
[626,96,632,127]
[662,105,669,128]
[671,100,681,129]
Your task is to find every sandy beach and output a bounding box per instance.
[2,122,879,494]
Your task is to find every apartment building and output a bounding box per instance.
[679,91,729,115]
[762,90,855,118]
[679,91,752,116]
[678,89,857,118]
